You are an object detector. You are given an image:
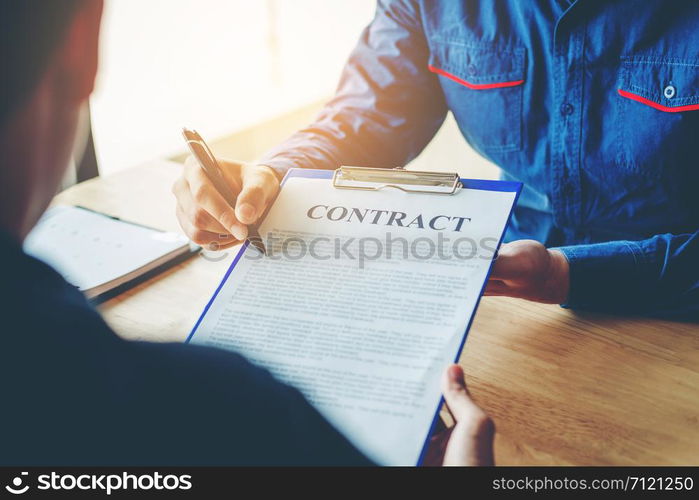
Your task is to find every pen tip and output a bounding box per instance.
[249,239,266,256]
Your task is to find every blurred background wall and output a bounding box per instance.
[91,0,498,180]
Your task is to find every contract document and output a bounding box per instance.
[188,168,521,465]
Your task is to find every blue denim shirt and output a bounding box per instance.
[260,0,699,318]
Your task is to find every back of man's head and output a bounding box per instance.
[0,0,102,242]
[0,0,83,128]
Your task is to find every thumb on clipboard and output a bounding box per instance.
[423,365,495,466]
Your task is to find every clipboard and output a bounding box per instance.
[187,166,522,465]
[294,165,521,195]
[333,166,462,194]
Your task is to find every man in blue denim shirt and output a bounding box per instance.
[173,0,699,317]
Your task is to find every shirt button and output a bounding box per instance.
[560,102,574,116]
[663,84,676,99]
[467,64,477,76]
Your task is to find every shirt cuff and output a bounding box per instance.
[553,240,655,312]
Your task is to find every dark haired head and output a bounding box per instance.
[0,0,82,127]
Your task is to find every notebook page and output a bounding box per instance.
[25,206,189,292]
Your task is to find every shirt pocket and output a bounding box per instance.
[428,40,525,155]
[615,56,699,177]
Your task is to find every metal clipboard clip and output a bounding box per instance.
[332,166,462,195]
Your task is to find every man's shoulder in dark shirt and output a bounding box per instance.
[0,235,370,465]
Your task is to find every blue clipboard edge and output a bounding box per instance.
[185,168,523,466]
[415,177,523,466]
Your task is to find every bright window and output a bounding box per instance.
[91,0,375,175]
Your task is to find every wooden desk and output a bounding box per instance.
[55,161,699,465]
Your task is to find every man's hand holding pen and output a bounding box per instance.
[173,157,280,250]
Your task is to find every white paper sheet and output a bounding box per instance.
[189,174,518,465]
[24,206,189,292]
